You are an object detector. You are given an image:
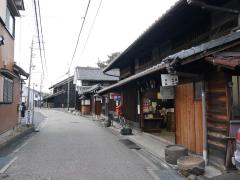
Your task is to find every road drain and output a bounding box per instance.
[119,139,141,150]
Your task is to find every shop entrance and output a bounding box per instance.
[141,88,175,143]
[175,83,203,154]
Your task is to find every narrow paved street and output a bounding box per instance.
[2,109,167,180]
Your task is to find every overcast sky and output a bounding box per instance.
[14,0,178,93]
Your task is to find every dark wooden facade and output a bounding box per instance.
[44,77,76,108]
[122,86,139,128]
[100,0,240,169]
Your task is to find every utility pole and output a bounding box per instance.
[39,74,43,108]
[27,39,34,110]
[32,83,35,126]
[26,39,34,125]
[67,69,70,111]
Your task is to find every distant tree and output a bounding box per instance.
[97,52,121,68]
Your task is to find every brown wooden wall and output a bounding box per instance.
[95,101,101,115]
[175,83,203,154]
[81,105,91,115]
[122,86,138,126]
[206,72,230,169]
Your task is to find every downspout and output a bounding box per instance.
[137,89,141,128]
[201,82,208,165]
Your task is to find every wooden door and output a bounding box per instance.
[206,73,230,169]
[176,83,203,154]
[95,101,101,115]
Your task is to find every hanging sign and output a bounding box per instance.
[84,100,91,105]
[110,93,121,100]
[114,96,121,101]
[161,74,178,86]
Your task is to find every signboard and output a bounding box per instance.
[114,96,121,101]
[25,110,32,125]
[110,93,121,100]
[159,86,175,99]
[84,100,90,105]
[161,74,178,86]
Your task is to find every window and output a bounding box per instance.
[5,7,15,36]
[0,76,13,103]
[232,76,240,119]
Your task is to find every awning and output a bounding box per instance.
[76,86,91,95]
[98,62,167,94]
[99,31,240,94]
[13,64,29,78]
[82,84,101,95]
[43,90,65,99]
[206,56,240,70]
[79,95,88,100]
[0,68,18,79]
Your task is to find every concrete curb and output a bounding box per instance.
[141,132,174,145]
[0,126,34,151]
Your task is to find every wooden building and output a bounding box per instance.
[73,66,119,115]
[43,76,76,108]
[80,84,104,118]
[0,0,28,134]
[99,0,240,169]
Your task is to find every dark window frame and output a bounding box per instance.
[5,6,15,37]
[232,76,240,119]
[0,75,13,104]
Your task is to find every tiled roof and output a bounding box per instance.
[75,67,119,81]
[82,84,101,95]
[43,90,65,99]
[49,76,74,89]
[99,30,240,94]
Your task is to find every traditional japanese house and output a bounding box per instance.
[81,84,102,118]
[43,76,76,108]
[73,66,119,115]
[0,0,28,134]
[99,0,240,169]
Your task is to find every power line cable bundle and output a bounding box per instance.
[33,0,48,78]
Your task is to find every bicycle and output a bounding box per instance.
[119,115,126,128]
[118,116,132,135]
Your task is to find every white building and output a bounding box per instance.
[21,86,44,108]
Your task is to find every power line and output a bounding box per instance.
[68,0,91,71]
[79,0,103,57]
[37,0,48,75]
[52,72,68,83]
[33,0,45,78]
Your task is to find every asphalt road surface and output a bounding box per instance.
[0,109,170,180]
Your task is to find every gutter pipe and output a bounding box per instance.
[201,83,208,165]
